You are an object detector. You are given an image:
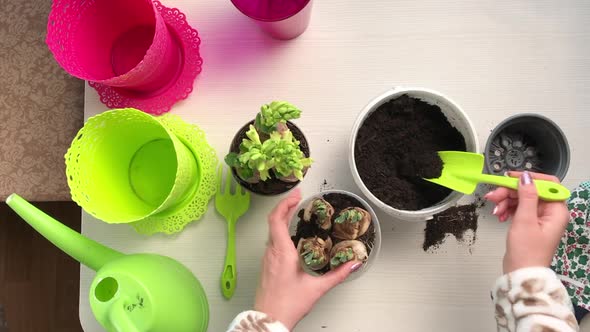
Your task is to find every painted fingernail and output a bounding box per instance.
[521,171,532,185]
[492,206,498,215]
[500,212,510,222]
[350,263,363,272]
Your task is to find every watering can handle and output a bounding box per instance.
[110,298,141,332]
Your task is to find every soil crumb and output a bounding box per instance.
[398,152,444,179]
[423,204,479,252]
[320,179,333,192]
[355,95,466,210]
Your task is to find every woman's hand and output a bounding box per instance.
[254,189,360,330]
[484,171,569,274]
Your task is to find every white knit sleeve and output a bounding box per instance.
[226,310,290,332]
[492,267,578,332]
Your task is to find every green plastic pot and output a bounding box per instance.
[65,108,199,223]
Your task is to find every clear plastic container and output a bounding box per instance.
[289,189,381,281]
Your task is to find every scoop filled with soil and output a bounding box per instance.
[226,101,312,196]
[349,87,479,221]
[289,190,381,280]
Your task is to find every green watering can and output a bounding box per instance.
[5,194,209,332]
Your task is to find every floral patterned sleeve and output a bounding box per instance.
[492,267,579,331]
[226,311,289,332]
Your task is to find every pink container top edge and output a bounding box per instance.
[230,0,311,22]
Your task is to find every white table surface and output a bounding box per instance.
[80,0,590,331]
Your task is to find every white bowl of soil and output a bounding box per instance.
[289,190,381,281]
[349,87,479,221]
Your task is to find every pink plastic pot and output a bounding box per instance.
[231,0,313,40]
[47,0,177,91]
[47,0,203,114]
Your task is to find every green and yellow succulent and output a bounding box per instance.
[225,101,312,183]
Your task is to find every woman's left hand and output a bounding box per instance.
[254,189,360,330]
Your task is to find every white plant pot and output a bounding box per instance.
[349,87,480,221]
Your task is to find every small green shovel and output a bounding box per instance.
[425,151,570,201]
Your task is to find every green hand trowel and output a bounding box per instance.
[5,194,209,332]
[425,151,570,201]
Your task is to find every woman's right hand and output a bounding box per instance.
[484,171,569,274]
[254,189,358,330]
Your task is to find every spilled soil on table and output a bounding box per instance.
[423,202,480,252]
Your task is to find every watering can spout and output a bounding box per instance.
[5,194,124,271]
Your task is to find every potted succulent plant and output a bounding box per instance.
[290,190,381,280]
[332,207,371,240]
[226,101,313,195]
[297,236,332,271]
[329,240,368,270]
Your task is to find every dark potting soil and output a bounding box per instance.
[423,203,479,252]
[291,193,376,275]
[355,95,467,210]
[229,120,310,196]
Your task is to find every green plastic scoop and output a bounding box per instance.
[425,151,570,201]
